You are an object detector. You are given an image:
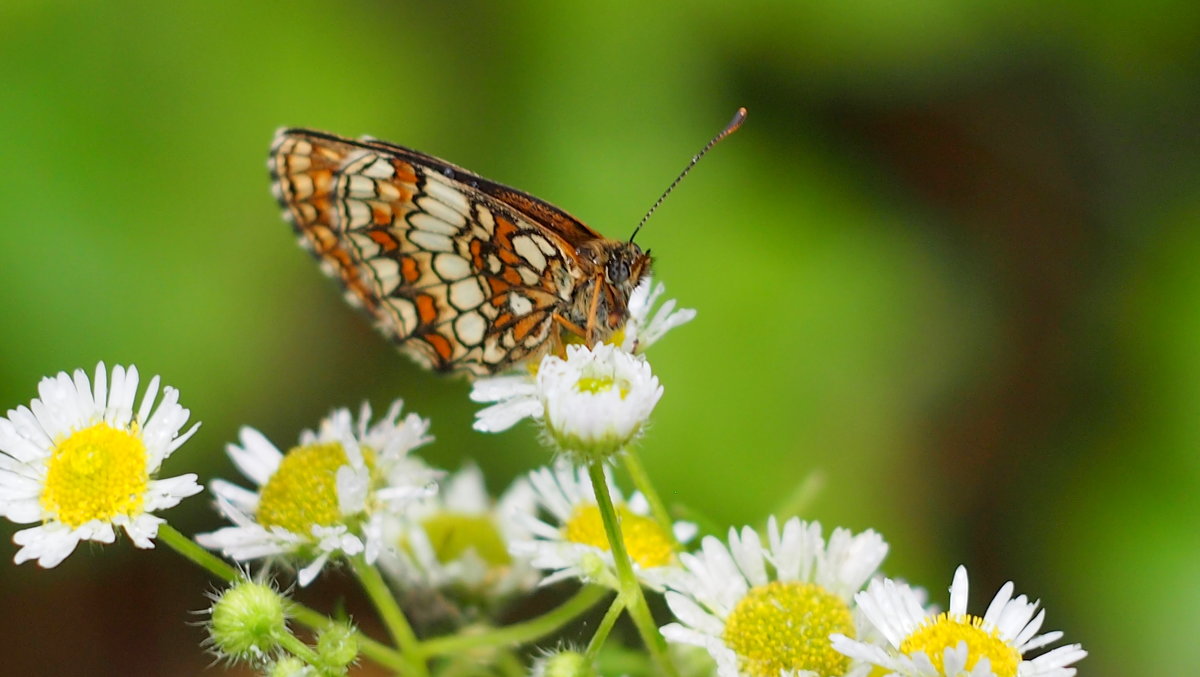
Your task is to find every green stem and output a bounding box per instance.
[421,585,608,656]
[621,448,680,550]
[157,524,241,582]
[584,595,625,660]
[274,629,322,665]
[586,462,678,677]
[351,556,428,677]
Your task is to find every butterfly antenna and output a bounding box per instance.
[629,106,747,243]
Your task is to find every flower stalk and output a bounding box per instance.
[351,555,428,677]
[420,585,608,657]
[586,461,678,677]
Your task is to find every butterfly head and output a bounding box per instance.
[567,240,652,345]
[604,241,651,293]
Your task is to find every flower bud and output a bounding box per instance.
[208,580,288,661]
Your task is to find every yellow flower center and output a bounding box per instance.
[561,503,673,568]
[41,423,149,527]
[722,580,854,677]
[898,613,1021,677]
[574,375,630,398]
[422,511,511,566]
[256,442,350,534]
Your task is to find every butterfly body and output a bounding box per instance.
[269,128,651,376]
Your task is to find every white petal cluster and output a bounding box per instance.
[474,344,662,460]
[620,276,697,354]
[0,362,201,567]
[832,566,1086,677]
[197,400,437,586]
[662,516,888,677]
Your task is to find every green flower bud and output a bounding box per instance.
[209,581,288,661]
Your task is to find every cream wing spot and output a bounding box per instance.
[343,199,372,228]
[297,203,317,223]
[285,154,311,172]
[409,210,461,236]
[512,234,548,271]
[508,293,533,316]
[347,232,381,258]
[377,182,402,201]
[535,235,559,257]
[518,267,540,286]
[409,230,455,253]
[344,174,376,199]
[475,204,496,235]
[384,297,418,334]
[361,157,395,179]
[483,339,506,364]
[425,178,471,214]
[416,195,467,227]
[367,257,401,295]
[448,278,485,310]
[290,173,315,199]
[433,253,471,281]
[454,311,486,346]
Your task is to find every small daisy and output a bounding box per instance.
[661,516,888,677]
[512,460,694,590]
[831,566,1086,677]
[473,344,662,461]
[380,462,540,601]
[197,400,439,586]
[0,362,201,567]
[471,275,692,439]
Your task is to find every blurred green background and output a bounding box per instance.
[2,1,1197,674]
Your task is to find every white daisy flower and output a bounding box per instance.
[831,565,1086,677]
[512,460,695,590]
[380,462,540,601]
[197,400,439,586]
[473,344,662,461]
[538,343,662,459]
[0,362,201,567]
[470,275,691,439]
[661,516,888,677]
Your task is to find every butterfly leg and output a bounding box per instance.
[584,277,603,345]
[552,312,589,341]
[547,321,568,360]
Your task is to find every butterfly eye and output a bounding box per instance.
[606,257,631,285]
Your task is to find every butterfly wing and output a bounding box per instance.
[358,136,604,248]
[269,128,592,375]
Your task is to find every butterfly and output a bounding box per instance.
[268,110,743,377]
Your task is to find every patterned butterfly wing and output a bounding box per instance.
[269,128,601,376]
[359,135,604,248]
